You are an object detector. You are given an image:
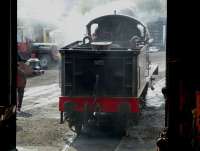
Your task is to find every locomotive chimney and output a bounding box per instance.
[114,10,117,15]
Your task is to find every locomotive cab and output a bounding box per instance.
[86,15,150,48]
[59,14,158,135]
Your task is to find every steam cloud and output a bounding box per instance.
[18,0,166,47]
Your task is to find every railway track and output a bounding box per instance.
[60,124,157,151]
[60,129,156,151]
[61,128,123,151]
[62,131,77,151]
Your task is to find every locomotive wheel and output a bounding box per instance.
[113,114,127,136]
[76,112,83,134]
[74,121,82,135]
[67,112,83,135]
[114,124,126,136]
[39,55,51,69]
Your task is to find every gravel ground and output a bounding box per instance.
[16,64,67,151]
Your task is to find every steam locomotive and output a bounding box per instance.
[59,14,158,135]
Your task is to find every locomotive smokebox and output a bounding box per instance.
[91,41,112,50]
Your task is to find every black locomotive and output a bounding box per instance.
[59,14,158,135]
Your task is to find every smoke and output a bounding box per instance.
[75,0,166,24]
[134,0,167,23]
[17,0,166,47]
[17,0,68,25]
